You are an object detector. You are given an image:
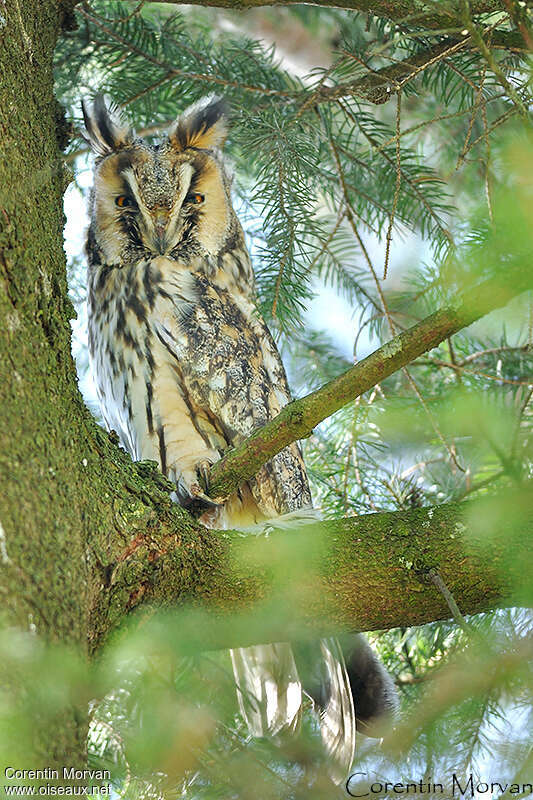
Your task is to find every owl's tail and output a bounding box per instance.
[230,638,356,782]
[224,507,397,780]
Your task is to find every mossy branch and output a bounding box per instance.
[208,266,533,502]
[92,484,533,652]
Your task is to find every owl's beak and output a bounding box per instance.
[152,208,169,252]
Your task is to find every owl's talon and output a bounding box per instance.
[196,460,213,493]
[172,469,223,517]
[190,480,223,507]
[181,491,223,518]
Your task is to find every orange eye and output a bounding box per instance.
[115,195,135,208]
[186,192,205,205]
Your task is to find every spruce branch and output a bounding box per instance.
[73,6,529,115]
[317,39,471,105]
[460,1,529,116]
[385,634,533,758]
[208,265,533,502]
[76,6,297,99]
[330,127,463,471]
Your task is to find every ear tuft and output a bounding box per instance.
[168,96,228,152]
[81,95,134,157]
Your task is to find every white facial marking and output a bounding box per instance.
[165,163,194,251]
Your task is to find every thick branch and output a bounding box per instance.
[124,0,507,30]
[93,487,533,652]
[208,266,533,502]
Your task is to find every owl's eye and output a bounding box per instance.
[115,195,135,208]
[185,192,205,205]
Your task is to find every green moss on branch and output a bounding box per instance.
[90,488,533,652]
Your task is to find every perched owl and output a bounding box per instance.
[82,94,396,779]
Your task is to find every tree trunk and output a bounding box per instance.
[0,0,91,765]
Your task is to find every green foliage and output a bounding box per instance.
[51,1,533,796]
[56,2,530,331]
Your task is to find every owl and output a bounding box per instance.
[82,94,396,779]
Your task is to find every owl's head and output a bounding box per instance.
[82,95,234,266]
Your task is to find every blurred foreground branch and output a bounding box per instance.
[124,0,513,34]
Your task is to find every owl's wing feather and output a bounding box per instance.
[230,643,302,737]
[154,265,311,517]
[315,638,357,782]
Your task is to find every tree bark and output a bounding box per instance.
[90,486,533,653]
[0,0,91,766]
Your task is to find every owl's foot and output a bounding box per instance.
[173,461,224,516]
[195,460,216,497]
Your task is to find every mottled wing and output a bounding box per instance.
[214,239,312,516]
[153,264,310,519]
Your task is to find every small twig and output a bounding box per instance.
[444,57,482,92]
[456,469,506,500]
[349,398,381,512]
[461,107,519,159]
[409,365,466,472]
[374,92,506,154]
[510,385,533,461]
[302,207,346,279]
[461,345,531,365]
[84,0,146,24]
[121,70,176,106]
[339,100,453,246]
[460,1,529,117]
[481,95,494,222]
[416,356,533,386]
[271,160,294,318]
[293,56,347,120]
[447,337,463,385]
[383,90,402,280]
[427,569,471,633]
[456,63,487,170]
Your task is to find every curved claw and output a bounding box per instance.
[195,459,215,495]
[172,463,225,516]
